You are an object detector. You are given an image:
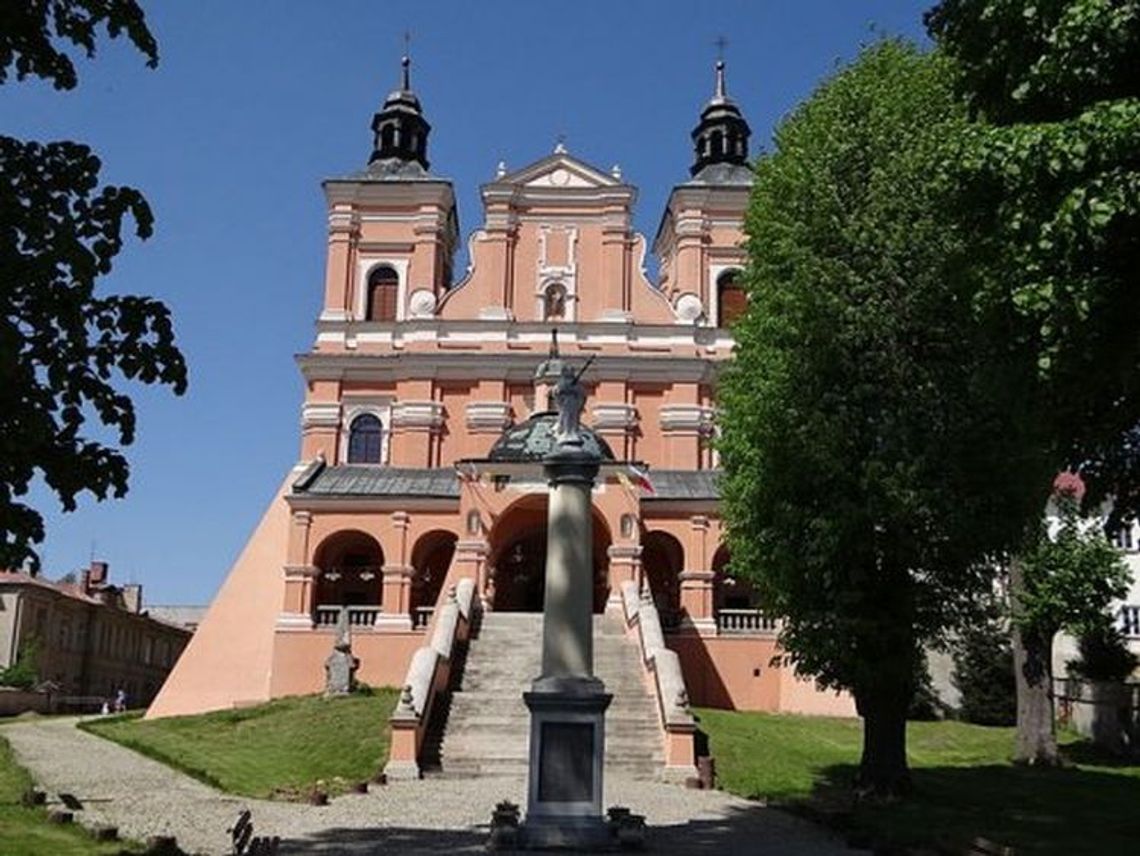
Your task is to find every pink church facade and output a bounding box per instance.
[148,59,853,723]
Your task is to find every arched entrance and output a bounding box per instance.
[487,494,612,613]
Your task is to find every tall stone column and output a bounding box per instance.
[520,435,612,848]
[538,448,599,684]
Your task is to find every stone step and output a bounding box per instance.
[436,609,664,780]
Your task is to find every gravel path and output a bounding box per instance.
[2,716,854,855]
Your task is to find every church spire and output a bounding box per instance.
[369,50,432,172]
[689,56,751,178]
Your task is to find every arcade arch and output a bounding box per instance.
[486,494,612,613]
[313,530,384,607]
[410,529,458,611]
[641,530,683,624]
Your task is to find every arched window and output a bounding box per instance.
[347,413,383,464]
[717,269,747,328]
[543,283,567,320]
[366,265,399,322]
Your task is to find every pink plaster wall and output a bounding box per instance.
[269,631,422,697]
[146,477,292,719]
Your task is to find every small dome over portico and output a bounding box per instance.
[487,412,615,463]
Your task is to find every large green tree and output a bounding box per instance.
[926,0,1140,517]
[927,0,1140,762]
[719,41,1041,796]
[0,1,187,570]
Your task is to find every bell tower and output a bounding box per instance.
[654,57,753,330]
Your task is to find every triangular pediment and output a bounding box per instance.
[498,152,620,189]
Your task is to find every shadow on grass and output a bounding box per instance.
[800,760,1140,855]
[276,802,848,855]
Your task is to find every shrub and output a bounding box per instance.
[1067,617,1139,682]
[952,615,1016,726]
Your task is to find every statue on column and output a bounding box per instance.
[554,364,585,446]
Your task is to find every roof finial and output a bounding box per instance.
[714,35,728,99]
[401,31,411,90]
[554,132,567,154]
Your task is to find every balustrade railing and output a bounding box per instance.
[716,608,777,636]
[413,607,435,631]
[314,604,383,628]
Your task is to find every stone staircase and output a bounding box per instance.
[432,611,664,779]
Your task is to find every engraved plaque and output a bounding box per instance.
[537,722,594,802]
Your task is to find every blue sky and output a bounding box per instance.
[2,1,932,604]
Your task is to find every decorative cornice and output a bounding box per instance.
[466,401,512,432]
[660,404,716,433]
[591,402,638,431]
[301,402,341,429]
[391,400,445,430]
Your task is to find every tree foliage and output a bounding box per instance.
[0,1,186,570]
[1017,492,1130,640]
[718,41,1034,795]
[0,0,157,90]
[927,0,1140,522]
[952,608,1018,726]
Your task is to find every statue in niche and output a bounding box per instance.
[324,608,359,696]
[544,284,567,321]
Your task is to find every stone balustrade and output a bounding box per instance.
[384,578,478,780]
[715,608,777,636]
[314,604,383,628]
[619,580,699,783]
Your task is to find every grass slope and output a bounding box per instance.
[0,733,138,855]
[82,689,399,799]
[698,709,1140,855]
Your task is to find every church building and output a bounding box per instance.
[148,57,854,724]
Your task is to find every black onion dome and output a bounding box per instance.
[488,412,615,463]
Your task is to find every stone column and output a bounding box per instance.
[521,444,612,849]
[538,448,600,683]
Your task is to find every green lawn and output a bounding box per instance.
[697,708,1140,855]
[81,689,399,799]
[0,732,139,855]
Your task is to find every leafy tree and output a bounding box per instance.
[927,0,1140,764]
[1010,487,1130,762]
[719,41,1037,797]
[0,637,40,690]
[0,1,186,570]
[926,0,1140,520]
[952,598,1017,726]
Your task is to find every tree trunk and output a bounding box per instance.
[1009,558,1060,765]
[855,692,912,798]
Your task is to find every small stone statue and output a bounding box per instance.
[324,608,358,696]
[554,363,586,446]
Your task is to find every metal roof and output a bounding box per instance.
[643,469,721,501]
[295,465,459,498]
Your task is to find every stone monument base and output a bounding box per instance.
[520,677,612,850]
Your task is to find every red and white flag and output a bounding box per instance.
[627,464,654,494]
